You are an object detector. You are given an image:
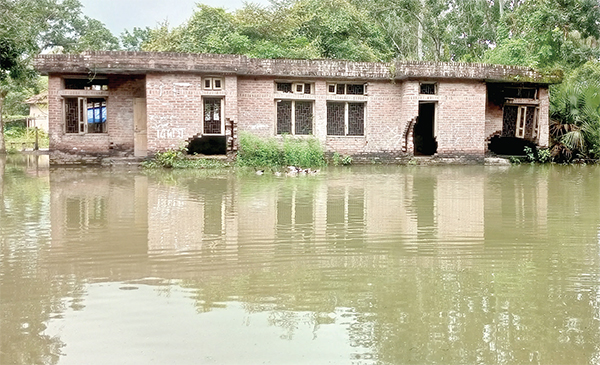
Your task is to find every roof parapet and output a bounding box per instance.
[34,51,561,84]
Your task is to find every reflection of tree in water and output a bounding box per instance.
[0,159,85,365]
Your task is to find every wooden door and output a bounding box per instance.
[134,98,147,157]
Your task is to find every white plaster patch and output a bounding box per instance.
[249,124,269,130]
[156,128,185,140]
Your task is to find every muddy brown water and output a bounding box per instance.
[1,154,600,364]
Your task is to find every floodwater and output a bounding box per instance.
[1,155,600,365]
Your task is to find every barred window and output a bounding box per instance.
[277,82,292,93]
[348,103,365,136]
[277,100,313,135]
[204,98,223,134]
[327,83,365,95]
[276,82,313,94]
[420,83,437,95]
[327,102,364,136]
[327,102,345,135]
[64,97,107,134]
[277,100,292,134]
[346,84,364,95]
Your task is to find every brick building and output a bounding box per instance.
[34,51,559,161]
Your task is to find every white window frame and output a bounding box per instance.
[293,82,304,94]
[276,99,314,135]
[213,78,223,90]
[203,77,223,90]
[275,81,314,95]
[507,104,539,140]
[63,96,107,134]
[327,83,337,94]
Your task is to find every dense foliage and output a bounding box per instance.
[141,148,228,169]
[236,132,326,169]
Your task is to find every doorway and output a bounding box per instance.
[414,102,437,155]
[133,98,147,157]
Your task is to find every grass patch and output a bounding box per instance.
[236,132,326,169]
[142,148,229,169]
[4,126,49,149]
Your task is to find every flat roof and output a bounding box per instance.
[34,51,561,84]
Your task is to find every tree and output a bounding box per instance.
[144,1,393,62]
[359,0,501,62]
[486,0,600,70]
[121,27,151,51]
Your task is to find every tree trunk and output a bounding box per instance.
[417,21,423,61]
[0,93,6,154]
[417,0,425,61]
[499,0,504,18]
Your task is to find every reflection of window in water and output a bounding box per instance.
[66,197,107,230]
[203,197,224,236]
[277,189,314,241]
[326,187,365,246]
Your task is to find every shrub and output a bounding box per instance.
[3,126,49,149]
[331,152,352,166]
[524,146,552,164]
[142,147,227,169]
[236,132,284,168]
[282,135,326,167]
[237,132,325,169]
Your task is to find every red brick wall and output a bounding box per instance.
[435,80,487,156]
[325,81,404,155]
[237,77,275,139]
[145,73,238,152]
[485,98,503,141]
[109,75,145,151]
[47,74,144,155]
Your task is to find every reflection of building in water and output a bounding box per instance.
[49,167,551,256]
[436,169,485,242]
[147,178,234,252]
[50,171,148,256]
[42,167,599,365]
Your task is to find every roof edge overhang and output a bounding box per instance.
[34,51,561,84]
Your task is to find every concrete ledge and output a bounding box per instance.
[35,51,560,84]
[484,157,512,166]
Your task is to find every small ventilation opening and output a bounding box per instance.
[187,135,227,155]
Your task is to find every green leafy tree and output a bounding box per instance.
[120,27,152,51]
[486,0,600,70]
[144,1,393,62]
[358,0,501,61]
[550,61,600,161]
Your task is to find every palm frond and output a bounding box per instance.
[560,130,586,152]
